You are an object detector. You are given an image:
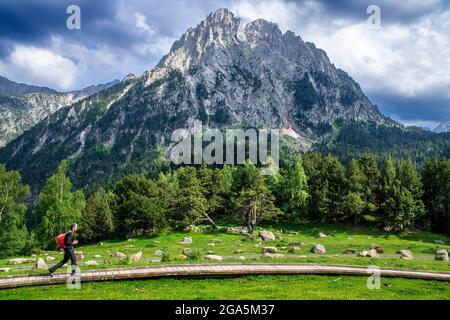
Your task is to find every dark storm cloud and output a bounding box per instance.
[289,0,450,25]
[0,0,138,58]
[371,92,450,123]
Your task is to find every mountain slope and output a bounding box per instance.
[0,76,57,95]
[0,8,443,192]
[0,78,119,146]
[434,118,450,133]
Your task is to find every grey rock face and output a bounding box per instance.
[0,9,392,191]
[434,118,450,133]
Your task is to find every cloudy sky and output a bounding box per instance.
[0,0,449,128]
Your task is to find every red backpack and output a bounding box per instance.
[56,233,67,250]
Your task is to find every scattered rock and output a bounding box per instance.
[180,237,192,244]
[288,242,305,247]
[154,250,163,256]
[261,253,284,258]
[311,244,326,254]
[46,256,56,262]
[111,252,127,260]
[85,260,99,266]
[259,230,275,241]
[207,250,214,254]
[93,255,102,259]
[175,254,187,261]
[345,248,356,254]
[239,256,246,260]
[261,247,278,254]
[212,239,222,243]
[0,268,11,272]
[398,250,413,260]
[369,244,384,253]
[434,240,445,244]
[128,251,143,262]
[207,243,215,247]
[318,232,328,238]
[287,247,300,253]
[234,249,243,254]
[435,249,449,261]
[127,239,135,242]
[226,226,248,234]
[33,258,47,270]
[358,249,379,258]
[75,252,84,260]
[98,242,103,246]
[8,258,35,265]
[182,248,192,255]
[31,254,37,257]
[205,255,223,261]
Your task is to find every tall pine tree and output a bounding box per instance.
[34,161,85,248]
[0,165,30,257]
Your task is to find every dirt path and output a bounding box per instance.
[1,264,449,289]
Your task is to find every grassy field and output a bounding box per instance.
[1,275,449,300]
[0,223,449,277]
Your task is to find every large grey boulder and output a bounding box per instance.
[398,250,413,260]
[111,251,127,260]
[259,230,275,241]
[85,260,99,266]
[8,258,35,265]
[261,247,278,253]
[311,244,326,254]
[369,244,384,253]
[435,249,449,261]
[261,253,284,258]
[34,258,47,270]
[128,251,143,262]
[205,255,223,261]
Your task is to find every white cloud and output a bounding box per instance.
[0,46,79,90]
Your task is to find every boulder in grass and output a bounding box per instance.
[128,251,143,262]
[434,240,445,245]
[75,251,84,260]
[205,255,223,261]
[234,249,243,254]
[358,251,369,257]
[182,248,192,255]
[0,268,11,273]
[287,247,300,253]
[358,249,379,258]
[311,244,326,254]
[154,250,163,256]
[34,258,47,270]
[94,255,102,259]
[261,247,278,254]
[435,249,449,261]
[369,244,384,253]
[111,252,127,260]
[259,230,275,241]
[345,248,356,254]
[239,256,246,260]
[85,260,99,266]
[261,252,284,258]
[46,256,56,262]
[368,249,379,258]
[8,258,35,265]
[399,250,413,260]
[180,237,193,244]
[318,232,328,238]
[288,242,305,247]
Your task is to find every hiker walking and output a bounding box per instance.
[48,223,79,277]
